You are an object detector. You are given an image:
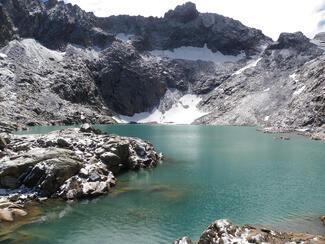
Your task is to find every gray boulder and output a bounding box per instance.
[22,157,82,197]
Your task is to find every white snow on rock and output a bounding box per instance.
[233,57,262,75]
[290,73,299,82]
[293,85,306,96]
[295,128,310,132]
[0,53,7,59]
[115,33,134,43]
[150,44,245,63]
[115,94,208,124]
[263,88,270,92]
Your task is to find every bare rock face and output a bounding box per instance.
[96,42,168,115]
[0,5,14,47]
[1,0,115,50]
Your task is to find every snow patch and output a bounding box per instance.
[295,128,310,132]
[264,116,270,121]
[116,33,134,43]
[116,94,208,124]
[263,88,270,92]
[0,53,7,59]
[150,44,245,63]
[290,73,299,82]
[293,85,306,96]
[233,57,262,75]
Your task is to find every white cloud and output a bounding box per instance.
[65,0,325,40]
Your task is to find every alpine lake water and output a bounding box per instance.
[5,125,325,243]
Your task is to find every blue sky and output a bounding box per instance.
[64,0,325,40]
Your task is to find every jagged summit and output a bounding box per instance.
[164,2,199,23]
[314,32,325,41]
[45,0,58,9]
[99,2,271,55]
[268,32,318,52]
[0,0,271,55]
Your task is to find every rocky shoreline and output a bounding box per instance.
[0,124,162,223]
[175,219,325,244]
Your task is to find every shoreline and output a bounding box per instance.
[13,122,325,142]
[1,123,324,243]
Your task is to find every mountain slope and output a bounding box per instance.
[0,0,323,138]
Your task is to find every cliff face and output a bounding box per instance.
[1,0,115,49]
[0,4,14,47]
[0,0,323,136]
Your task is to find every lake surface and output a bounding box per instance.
[11,125,325,243]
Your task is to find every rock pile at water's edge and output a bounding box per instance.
[0,124,162,223]
[174,219,325,244]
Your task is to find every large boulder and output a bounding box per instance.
[22,158,82,197]
[0,148,80,189]
[58,163,116,199]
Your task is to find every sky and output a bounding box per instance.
[65,0,325,40]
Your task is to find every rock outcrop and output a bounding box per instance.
[176,219,325,244]
[0,4,14,47]
[1,0,115,50]
[0,125,162,204]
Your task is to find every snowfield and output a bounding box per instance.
[0,53,7,59]
[114,94,208,124]
[150,44,245,63]
[293,85,306,96]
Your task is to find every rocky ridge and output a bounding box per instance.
[99,2,271,55]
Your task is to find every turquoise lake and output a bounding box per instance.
[10,125,325,243]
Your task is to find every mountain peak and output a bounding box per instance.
[266,32,320,53]
[164,2,199,23]
[45,0,58,9]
